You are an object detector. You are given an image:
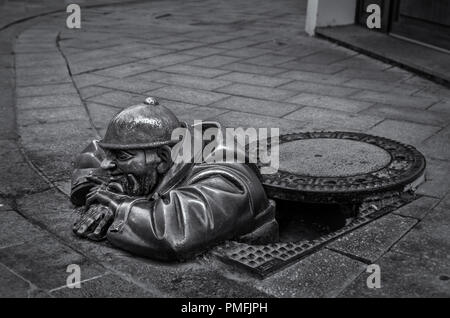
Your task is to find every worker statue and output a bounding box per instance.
[70,97,278,261]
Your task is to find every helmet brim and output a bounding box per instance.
[98,139,179,150]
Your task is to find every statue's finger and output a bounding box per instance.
[86,176,104,185]
[77,206,101,236]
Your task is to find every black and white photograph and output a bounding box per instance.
[0,0,449,301]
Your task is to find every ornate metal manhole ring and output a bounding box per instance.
[258,131,426,202]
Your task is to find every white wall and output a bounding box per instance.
[305,0,357,36]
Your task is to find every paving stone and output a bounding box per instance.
[429,100,450,113]
[393,206,450,263]
[15,54,66,69]
[0,264,33,298]
[15,66,68,78]
[351,91,438,109]
[182,46,226,57]
[221,47,271,58]
[342,78,420,94]
[243,53,297,66]
[73,73,112,88]
[51,273,157,297]
[210,96,299,117]
[87,91,146,108]
[252,249,365,297]
[16,95,82,110]
[285,106,382,131]
[280,81,358,98]
[128,70,172,82]
[286,93,373,113]
[18,106,88,126]
[175,106,230,124]
[330,54,391,71]
[70,56,137,75]
[361,104,450,127]
[0,210,47,249]
[124,47,173,59]
[93,62,158,78]
[0,235,106,290]
[79,86,113,100]
[216,72,292,87]
[16,83,78,98]
[329,214,417,263]
[216,83,296,101]
[86,102,121,130]
[17,188,88,239]
[214,111,307,135]
[393,196,440,219]
[96,78,164,94]
[156,98,199,115]
[367,119,441,146]
[278,70,350,85]
[140,53,197,66]
[221,62,285,76]
[92,253,267,297]
[420,126,450,161]
[159,64,230,78]
[213,38,263,49]
[163,41,205,51]
[16,73,72,87]
[19,120,96,182]
[278,61,345,74]
[298,50,356,64]
[340,251,450,297]
[336,68,409,82]
[0,159,50,196]
[155,74,231,90]
[188,55,241,68]
[151,86,228,106]
[416,159,450,198]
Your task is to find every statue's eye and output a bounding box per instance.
[116,151,133,161]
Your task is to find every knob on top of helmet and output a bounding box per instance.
[98,97,180,150]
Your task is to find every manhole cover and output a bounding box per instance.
[215,131,426,278]
[260,131,426,203]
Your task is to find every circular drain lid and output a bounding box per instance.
[259,131,426,203]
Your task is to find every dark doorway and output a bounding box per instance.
[390,0,450,51]
[356,0,450,51]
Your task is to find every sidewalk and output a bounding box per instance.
[0,0,449,297]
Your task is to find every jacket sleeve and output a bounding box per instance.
[106,166,264,261]
[70,140,107,206]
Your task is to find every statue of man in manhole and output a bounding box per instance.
[70,97,278,261]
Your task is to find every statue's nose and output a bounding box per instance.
[101,159,116,170]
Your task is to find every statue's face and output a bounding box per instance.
[101,149,161,196]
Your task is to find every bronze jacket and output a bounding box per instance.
[71,122,278,261]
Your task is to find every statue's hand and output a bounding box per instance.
[73,204,114,241]
[85,183,129,213]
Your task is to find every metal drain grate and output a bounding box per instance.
[214,191,416,278]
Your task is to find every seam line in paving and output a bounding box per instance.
[56,32,100,138]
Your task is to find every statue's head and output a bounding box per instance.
[98,97,180,196]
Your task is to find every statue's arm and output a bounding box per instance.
[106,172,259,261]
[71,140,107,206]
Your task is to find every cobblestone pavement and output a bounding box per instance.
[0,0,449,297]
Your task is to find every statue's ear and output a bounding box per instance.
[156,146,172,174]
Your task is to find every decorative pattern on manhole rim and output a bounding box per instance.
[258,131,426,202]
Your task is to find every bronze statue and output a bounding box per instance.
[71,97,278,261]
